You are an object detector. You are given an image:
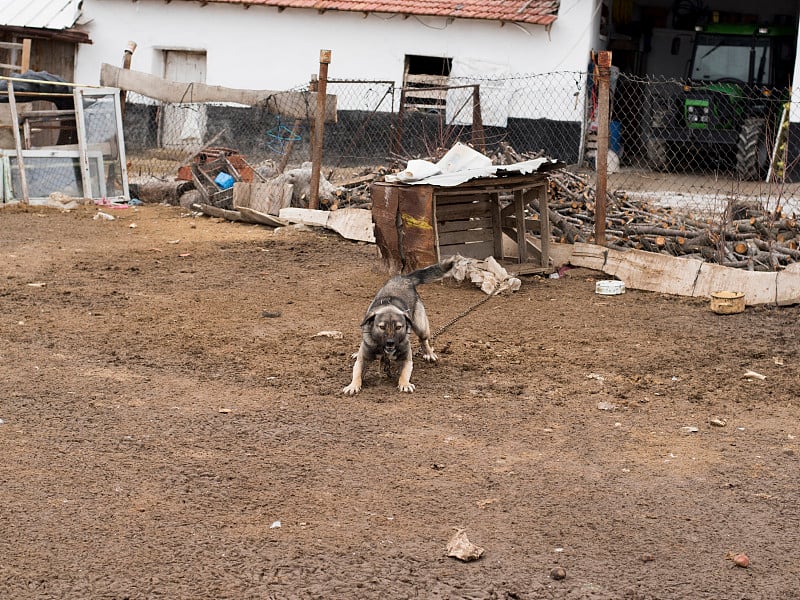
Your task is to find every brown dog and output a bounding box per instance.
[343,257,456,395]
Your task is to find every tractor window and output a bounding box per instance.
[691,37,771,84]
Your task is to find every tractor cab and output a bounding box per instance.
[643,23,796,179]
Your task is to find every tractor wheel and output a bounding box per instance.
[646,137,670,171]
[736,117,769,181]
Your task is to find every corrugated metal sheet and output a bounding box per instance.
[0,0,82,30]
[385,142,560,187]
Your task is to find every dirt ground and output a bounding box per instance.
[1,203,799,600]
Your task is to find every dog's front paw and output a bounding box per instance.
[342,383,362,395]
[350,351,360,360]
[397,381,416,393]
[421,341,438,362]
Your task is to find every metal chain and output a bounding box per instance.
[415,283,502,356]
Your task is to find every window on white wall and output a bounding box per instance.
[402,54,452,112]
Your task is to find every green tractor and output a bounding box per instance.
[643,23,795,180]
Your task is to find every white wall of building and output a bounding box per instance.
[76,0,599,120]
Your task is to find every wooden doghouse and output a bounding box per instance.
[372,168,559,275]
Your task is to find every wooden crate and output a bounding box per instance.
[372,174,553,275]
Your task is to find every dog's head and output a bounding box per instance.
[362,305,411,355]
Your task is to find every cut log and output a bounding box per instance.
[129,180,194,205]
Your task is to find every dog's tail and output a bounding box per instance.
[406,255,458,286]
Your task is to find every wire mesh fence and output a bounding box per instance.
[116,69,800,269]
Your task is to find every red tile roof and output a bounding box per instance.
[201,0,559,26]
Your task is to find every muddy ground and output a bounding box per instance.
[1,203,799,600]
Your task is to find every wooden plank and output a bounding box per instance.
[435,200,492,221]
[440,240,494,260]
[491,191,503,259]
[513,189,527,263]
[538,185,551,268]
[776,263,800,306]
[277,207,374,242]
[435,192,490,206]
[405,74,450,86]
[197,203,244,221]
[501,216,542,235]
[436,217,492,233]
[610,249,703,297]
[6,81,29,203]
[232,182,251,208]
[501,227,543,263]
[569,242,608,271]
[236,206,288,227]
[20,39,31,73]
[571,242,799,307]
[693,262,776,305]
[439,228,492,246]
[500,261,553,276]
[100,63,337,122]
[249,181,293,216]
[279,207,330,227]
[327,208,375,243]
[403,88,448,101]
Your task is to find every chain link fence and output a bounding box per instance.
[117,69,800,269]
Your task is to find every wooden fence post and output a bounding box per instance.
[309,49,331,210]
[119,41,137,117]
[471,84,485,152]
[594,51,612,246]
[7,81,30,204]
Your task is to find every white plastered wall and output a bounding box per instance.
[76,0,597,119]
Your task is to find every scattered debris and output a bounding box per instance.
[709,418,727,427]
[727,552,750,568]
[597,401,617,411]
[271,162,341,208]
[94,211,114,221]
[270,520,282,529]
[47,192,81,211]
[743,370,766,381]
[279,207,375,243]
[261,311,282,318]
[549,567,567,580]
[681,426,700,434]
[449,255,521,295]
[595,279,625,295]
[312,330,343,339]
[446,529,485,562]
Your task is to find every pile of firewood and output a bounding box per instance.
[540,170,800,271]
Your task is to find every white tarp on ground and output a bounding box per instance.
[384,142,559,187]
